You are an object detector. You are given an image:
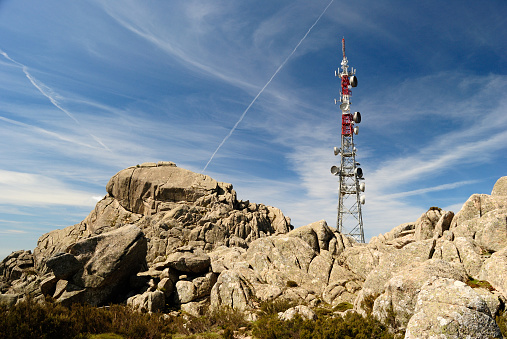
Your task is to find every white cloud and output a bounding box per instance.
[0,229,28,234]
[0,169,100,207]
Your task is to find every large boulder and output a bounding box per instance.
[323,262,363,306]
[479,247,507,300]
[208,246,247,273]
[173,272,217,305]
[278,305,317,321]
[405,277,502,339]
[0,250,34,285]
[465,210,507,252]
[106,162,226,215]
[452,237,484,278]
[45,253,81,280]
[33,197,137,270]
[372,259,468,331]
[451,193,507,229]
[491,176,507,196]
[244,235,316,285]
[127,290,165,313]
[164,251,211,274]
[353,239,436,315]
[287,220,334,253]
[414,208,453,241]
[43,225,147,306]
[210,269,256,311]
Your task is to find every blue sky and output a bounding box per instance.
[1,0,506,260]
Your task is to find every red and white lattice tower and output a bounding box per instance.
[330,38,365,243]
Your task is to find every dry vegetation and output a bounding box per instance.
[0,296,397,339]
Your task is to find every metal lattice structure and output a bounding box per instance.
[330,38,365,243]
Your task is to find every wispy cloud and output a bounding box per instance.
[96,1,255,92]
[0,115,98,149]
[381,180,479,199]
[202,0,335,172]
[0,49,111,151]
[0,0,506,252]
[0,169,100,207]
[0,229,28,234]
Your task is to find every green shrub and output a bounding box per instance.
[360,293,379,316]
[0,296,395,339]
[259,298,298,315]
[163,306,248,336]
[497,310,507,338]
[253,311,394,339]
[333,302,353,312]
[0,297,173,339]
[222,327,234,339]
[209,306,248,330]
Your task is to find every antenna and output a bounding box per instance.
[330,37,365,243]
[342,37,346,59]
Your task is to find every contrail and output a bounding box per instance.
[0,50,111,152]
[202,0,335,172]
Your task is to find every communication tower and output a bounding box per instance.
[330,38,365,243]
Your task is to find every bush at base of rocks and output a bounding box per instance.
[253,311,394,339]
[497,310,507,338]
[0,297,173,339]
[333,302,354,312]
[0,297,253,339]
[258,298,299,316]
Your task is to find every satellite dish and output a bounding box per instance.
[360,195,365,204]
[354,126,359,135]
[353,112,361,123]
[355,162,361,166]
[350,76,358,87]
[334,147,340,156]
[330,166,340,175]
[360,182,365,192]
[339,103,349,111]
[355,167,363,178]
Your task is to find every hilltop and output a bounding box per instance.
[1,162,507,338]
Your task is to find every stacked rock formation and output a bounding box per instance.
[1,162,292,310]
[1,162,506,339]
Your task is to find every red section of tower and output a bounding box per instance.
[341,75,350,96]
[342,113,353,135]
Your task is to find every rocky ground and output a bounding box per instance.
[1,161,506,338]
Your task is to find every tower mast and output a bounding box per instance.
[331,38,365,243]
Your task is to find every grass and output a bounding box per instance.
[466,277,495,291]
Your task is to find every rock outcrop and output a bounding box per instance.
[405,277,502,338]
[1,164,507,339]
